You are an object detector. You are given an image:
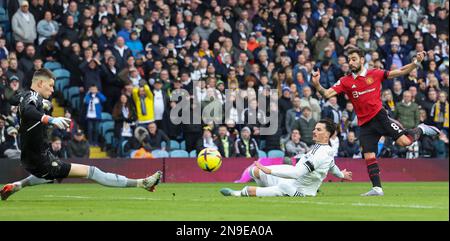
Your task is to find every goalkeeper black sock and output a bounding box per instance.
[366,158,382,188]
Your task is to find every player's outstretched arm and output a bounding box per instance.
[329,164,352,181]
[254,161,309,179]
[387,51,426,79]
[310,68,338,99]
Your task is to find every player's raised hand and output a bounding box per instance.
[49,117,71,129]
[311,67,321,86]
[342,169,352,181]
[416,51,426,63]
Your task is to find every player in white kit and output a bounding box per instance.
[220,120,352,197]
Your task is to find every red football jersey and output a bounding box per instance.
[331,68,389,126]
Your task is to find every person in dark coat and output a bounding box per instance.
[214,125,235,158]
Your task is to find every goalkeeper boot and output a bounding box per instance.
[0,183,19,201]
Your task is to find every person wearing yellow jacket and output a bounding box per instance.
[132,84,154,126]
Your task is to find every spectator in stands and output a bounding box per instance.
[196,126,217,153]
[37,11,59,45]
[132,82,154,127]
[321,96,342,126]
[67,129,90,158]
[338,131,361,158]
[3,75,21,104]
[0,116,11,158]
[80,57,103,91]
[235,126,259,158]
[49,136,68,159]
[285,96,302,135]
[214,125,235,158]
[430,91,449,133]
[394,90,420,130]
[284,129,309,162]
[6,58,24,87]
[145,122,170,151]
[18,44,35,75]
[111,36,132,71]
[11,1,37,44]
[293,106,316,147]
[300,86,321,121]
[84,84,106,146]
[126,30,144,57]
[112,94,136,150]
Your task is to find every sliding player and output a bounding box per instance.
[220,120,352,197]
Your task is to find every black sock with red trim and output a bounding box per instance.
[366,158,382,188]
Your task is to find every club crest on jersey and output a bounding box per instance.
[365,77,374,85]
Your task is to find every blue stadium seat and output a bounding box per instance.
[53,69,70,79]
[64,86,79,101]
[258,150,267,158]
[169,150,189,158]
[104,131,114,145]
[180,140,186,150]
[44,61,62,71]
[152,149,169,158]
[101,112,113,121]
[169,140,180,150]
[55,77,69,92]
[189,150,197,157]
[120,140,130,157]
[267,150,285,158]
[70,95,80,110]
[100,121,114,136]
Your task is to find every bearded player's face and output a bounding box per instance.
[348,53,363,73]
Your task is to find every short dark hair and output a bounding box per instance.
[32,68,54,83]
[318,119,336,136]
[347,47,364,58]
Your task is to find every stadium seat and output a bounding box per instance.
[169,150,189,158]
[53,69,70,80]
[121,140,131,157]
[55,77,69,92]
[169,140,180,150]
[100,121,114,136]
[180,140,186,150]
[64,86,79,101]
[259,140,266,150]
[104,131,114,145]
[189,150,197,157]
[70,95,80,110]
[44,61,62,71]
[267,150,285,158]
[151,149,169,158]
[101,112,113,121]
[257,150,267,158]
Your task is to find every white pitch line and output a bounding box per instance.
[44,195,91,199]
[252,199,448,210]
[41,195,447,210]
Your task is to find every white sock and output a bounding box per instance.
[231,190,241,197]
[373,186,383,192]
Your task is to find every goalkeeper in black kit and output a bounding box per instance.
[1,69,162,201]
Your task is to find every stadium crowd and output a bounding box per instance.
[0,0,448,160]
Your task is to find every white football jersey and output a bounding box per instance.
[294,144,336,196]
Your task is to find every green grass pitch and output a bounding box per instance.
[0,182,448,220]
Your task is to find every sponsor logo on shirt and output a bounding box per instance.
[351,88,376,99]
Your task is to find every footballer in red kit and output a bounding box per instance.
[312,48,441,196]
